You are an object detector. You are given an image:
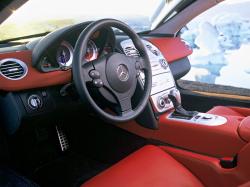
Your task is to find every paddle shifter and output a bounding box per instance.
[168,90,198,119]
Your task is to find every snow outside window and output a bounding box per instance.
[180,0,250,89]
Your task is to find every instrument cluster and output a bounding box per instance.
[40,29,114,72]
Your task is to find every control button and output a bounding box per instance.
[158,97,166,108]
[93,79,103,88]
[202,116,213,120]
[195,115,201,119]
[135,62,141,70]
[136,71,140,77]
[41,91,47,97]
[159,59,168,69]
[28,95,42,110]
[89,70,100,79]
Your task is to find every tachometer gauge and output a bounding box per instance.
[85,40,98,62]
[56,41,73,69]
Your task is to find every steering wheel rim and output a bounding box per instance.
[72,19,152,122]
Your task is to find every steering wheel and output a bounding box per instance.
[72,19,152,122]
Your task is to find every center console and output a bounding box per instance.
[118,38,249,159]
[168,112,227,126]
[121,39,227,126]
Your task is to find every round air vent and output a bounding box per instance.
[0,58,28,80]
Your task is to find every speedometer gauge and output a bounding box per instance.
[85,40,98,62]
[56,41,73,68]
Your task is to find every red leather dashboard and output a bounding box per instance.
[0,50,71,91]
[148,37,192,63]
[0,37,191,91]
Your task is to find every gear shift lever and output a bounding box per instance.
[168,90,198,119]
[168,89,181,108]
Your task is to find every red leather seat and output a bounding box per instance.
[81,145,204,187]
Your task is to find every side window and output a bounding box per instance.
[180,0,250,92]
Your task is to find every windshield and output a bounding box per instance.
[0,0,171,41]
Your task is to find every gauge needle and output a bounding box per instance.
[61,50,66,64]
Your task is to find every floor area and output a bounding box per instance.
[4,111,147,187]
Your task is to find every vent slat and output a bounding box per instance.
[124,46,140,57]
[8,75,24,78]
[1,68,24,73]
[2,71,24,76]
[0,65,22,70]
[1,62,20,65]
[0,59,27,80]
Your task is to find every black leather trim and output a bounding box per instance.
[169,57,191,80]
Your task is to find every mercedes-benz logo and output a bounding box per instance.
[116,64,129,82]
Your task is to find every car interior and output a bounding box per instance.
[0,0,250,187]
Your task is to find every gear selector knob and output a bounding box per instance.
[169,89,181,106]
[168,89,198,118]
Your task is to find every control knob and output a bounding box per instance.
[157,97,166,109]
[159,59,168,69]
[28,95,42,110]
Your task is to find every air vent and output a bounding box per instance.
[124,46,140,57]
[0,58,28,80]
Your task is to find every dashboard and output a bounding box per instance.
[0,21,192,133]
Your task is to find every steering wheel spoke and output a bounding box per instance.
[80,62,95,82]
[90,56,109,88]
[113,92,133,116]
[91,56,107,71]
[81,56,109,87]
[120,95,132,111]
[126,56,149,78]
[135,56,149,71]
